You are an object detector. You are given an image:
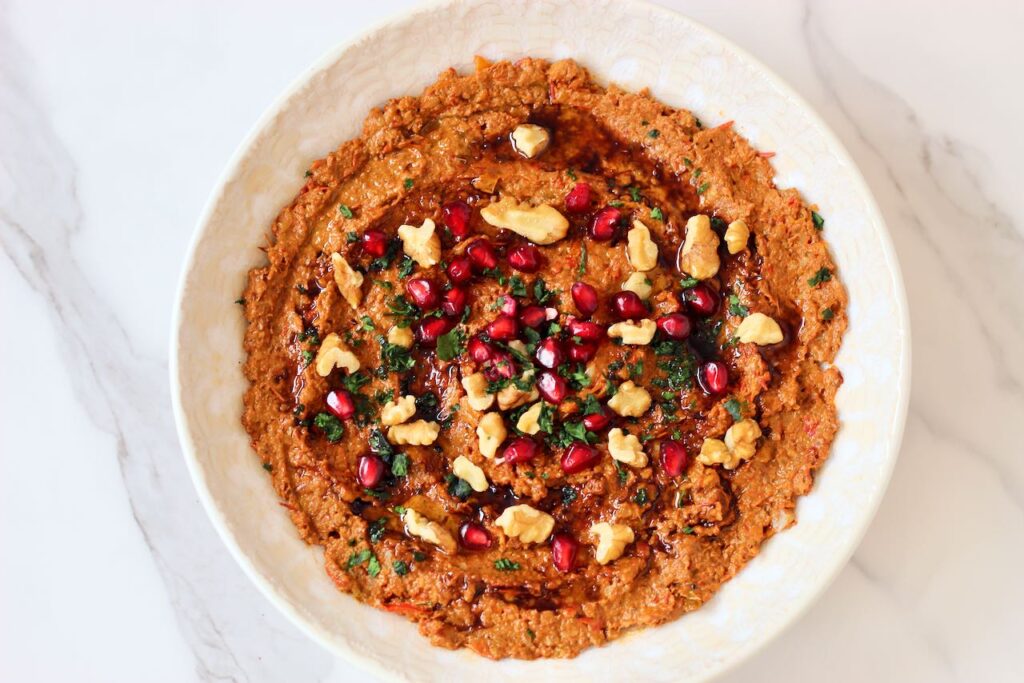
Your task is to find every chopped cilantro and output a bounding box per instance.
[374,389,395,405]
[300,350,314,367]
[358,315,375,331]
[313,413,344,442]
[811,211,825,230]
[509,276,528,298]
[647,129,660,139]
[615,461,628,486]
[807,267,833,287]
[650,207,664,221]
[696,181,710,195]
[339,204,354,219]
[821,307,835,321]
[494,558,521,571]
[627,186,642,202]
[537,404,556,434]
[635,488,649,505]
[403,177,414,189]
[393,560,410,576]
[679,276,698,289]
[392,505,407,516]
[367,555,382,578]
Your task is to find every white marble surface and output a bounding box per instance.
[1,0,1020,681]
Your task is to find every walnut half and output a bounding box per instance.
[590,522,634,564]
[480,196,569,245]
[314,333,360,377]
[496,504,555,544]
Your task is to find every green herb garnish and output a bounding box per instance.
[313,413,344,442]
[727,294,749,317]
[811,211,825,230]
[494,558,521,572]
[436,326,465,362]
[807,267,833,287]
[821,307,835,321]
[650,207,664,221]
[723,397,745,422]
[339,204,354,219]
[393,560,410,576]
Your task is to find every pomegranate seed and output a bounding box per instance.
[611,291,648,320]
[698,361,729,394]
[406,278,440,308]
[551,532,579,572]
[442,200,471,239]
[566,317,604,342]
[565,182,592,213]
[519,305,548,328]
[561,442,601,474]
[569,340,598,362]
[446,256,473,285]
[661,440,688,477]
[590,206,622,241]
[571,282,599,318]
[415,316,454,347]
[486,314,519,341]
[442,287,468,317]
[535,338,565,369]
[685,283,719,317]
[537,371,568,403]
[466,239,498,271]
[508,244,542,273]
[484,351,517,380]
[361,230,389,257]
[582,408,612,432]
[502,437,538,464]
[325,389,356,420]
[459,522,492,550]
[357,454,385,488]
[467,336,494,363]
[656,313,693,339]
[498,294,518,316]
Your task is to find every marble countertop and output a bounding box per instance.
[2,0,1021,681]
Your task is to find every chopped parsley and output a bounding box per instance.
[341,371,371,393]
[533,278,556,304]
[727,294,749,318]
[297,326,321,344]
[445,474,473,501]
[811,211,825,230]
[313,413,344,442]
[608,200,624,208]
[679,276,699,289]
[380,339,415,373]
[413,551,427,562]
[369,429,394,457]
[367,555,382,578]
[338,204,354,219]
[558,363,591,390]
[436,326,465,362]
[368,238,400,272]
[821,307,835,321]
[234,297,245,305]
[807,267,833,287]
[561,486,578,506]
[397,255,415,279]
[682,526,695,535]
[393,560,410,576]
[634,488,649,505]
[494,558,521,572]
[368,518,388,543]
[346,230,359,243]
[509,276,528,298]
[374,389,395,405]
[386,295,419,327]
[262,462,273,472]
[358,315,375,332]
[723,397,745,422]
[683,157,694,167]
[578,243,588,277]
[403,177,414,189]
[627,186,642,202]
[346,549,372,570]
[650,207,664,221]
[696,181,710,195]
[566,167,578,181]
[647,129,660,139]
[391,452,410,477]
[615,461,628,486]
[300,350,314,367]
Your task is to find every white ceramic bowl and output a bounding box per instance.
[171,1,910,680]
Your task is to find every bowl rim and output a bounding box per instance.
[170,0,911,679]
